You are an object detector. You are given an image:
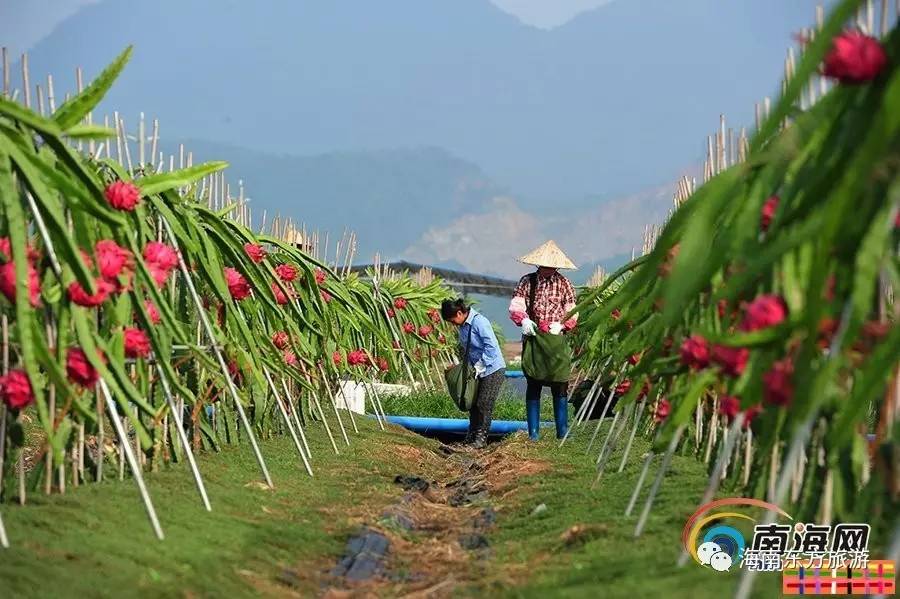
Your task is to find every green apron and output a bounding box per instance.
[444,323,478,410]
[522,332,572,383]
[521,272,572,383]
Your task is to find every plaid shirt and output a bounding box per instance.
[508,271,578,326]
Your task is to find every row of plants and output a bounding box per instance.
[0,47,459,538]
[569,0,897,549]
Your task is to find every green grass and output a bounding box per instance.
[0,419,428,597]
[0,411,782,598]
[484,426,782,598]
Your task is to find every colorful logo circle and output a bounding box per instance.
[683,498,792,573]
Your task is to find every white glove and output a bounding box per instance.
[474,360,486,377]
[549,322,563,335]
[521,317,537,336]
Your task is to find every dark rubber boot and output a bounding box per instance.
[526,398,540,441]
[553,396,569,439]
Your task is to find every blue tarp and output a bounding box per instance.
[377,415,550,435]
[505,370,525,378]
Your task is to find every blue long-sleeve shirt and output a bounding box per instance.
[458,309,505,378]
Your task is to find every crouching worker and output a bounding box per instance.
[508,240,578,440]
[441,298,506,448]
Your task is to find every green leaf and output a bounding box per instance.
[63,124,117,140]
[0,96,62,136]
[53,46,133,130]
[138,162,228,196]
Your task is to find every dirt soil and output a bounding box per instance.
[318,437,549,598]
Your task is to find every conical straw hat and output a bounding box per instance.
[518,240,577,270]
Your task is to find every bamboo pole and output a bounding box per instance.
[159,215,274,488]
[281,377,313,460]
[99,379,165,540]
[262,368,313,476]
[1,47,8,98]
[21,53,31,109]
[634,425,685,538]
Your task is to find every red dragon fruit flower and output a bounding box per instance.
[66,347,101,387]
[123,327,152,359]
[823,31,887,84]
[402,322,415,334]
[143,241,178,287]
[104,180,141,211]
[0,261,41,307]
[763,358,794,406]
[95,240,132,281]
[0,238,38,262]
[392,340,402,350]
[377,357,389,372]
[143,242,179,272]
[283,350,298,366]
[224,267,252,301]
[272,282,292,305]
[653,398,671,423]
[418,325,433,337]
[680,335,710,370]
[386,308,396,318]
[393,297,408,310]
[0,369,34,410]
[347,350,369,366]
[743,404,763,428]
[272,331,290,349]
[68,278,115,307]
[717,299,729,319]
[760,195,779,232]
[538,320,551,334]
[628,353,641,366]
[564,318,577,331]
[719,395,741,420]
[741,295,787,332]
[314,268,326,285]
[144,300,161,325]
[428,308,440,323]
[275,263,298,282]
[243,243,267,263]
[615,379,631,396]
[638,380,651,400]
[0,237,41,262]
[711,344,749,377]
[611,308,621,320]
[320,289,333,303]
[332,351,343,366]
[438,334,447,345]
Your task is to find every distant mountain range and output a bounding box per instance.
[10,0,830,280]
[19,0,827,200]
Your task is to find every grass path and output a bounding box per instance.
[0,417,781,597]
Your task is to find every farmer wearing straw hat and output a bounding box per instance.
[508,240,578,440]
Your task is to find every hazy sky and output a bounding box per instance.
[2,0,610,56]
[490,0,612,27]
